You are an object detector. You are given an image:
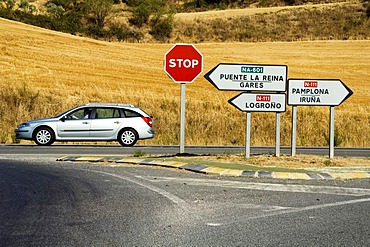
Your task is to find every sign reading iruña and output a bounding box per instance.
[288,79,353,106]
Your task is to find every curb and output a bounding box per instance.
[56,156,370,180]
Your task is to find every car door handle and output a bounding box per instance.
[114,121,121,124]
[82,122,89,124]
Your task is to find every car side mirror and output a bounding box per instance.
[60,116,66,122]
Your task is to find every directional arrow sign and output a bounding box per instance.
[228,93,286,112]
[287,79,353,106]
[204,63,287,92]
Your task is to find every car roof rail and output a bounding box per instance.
[85,103,136,108]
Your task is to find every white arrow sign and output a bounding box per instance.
[287,79,353,106]
[204,63,287,92]
[229,93,286,112]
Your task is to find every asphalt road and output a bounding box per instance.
[1,156,370,246]
[1,144,369,158]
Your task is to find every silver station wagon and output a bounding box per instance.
[15,103,154,146]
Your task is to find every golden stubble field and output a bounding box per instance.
[0,17,369,147]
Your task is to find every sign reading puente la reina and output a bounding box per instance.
[204,63,288,92]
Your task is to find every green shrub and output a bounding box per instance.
[19,0,36,14]
[124,0,141,7]
[85,24,108,38]
[133,149,146,157]
[1,0,16,10]
[325,129,343,147]
[129,3,151,27]
[110,24,143,42]
[46,0,77,10]
[46,3,65,18]
[366,3,370,18]
[149,14,173,41]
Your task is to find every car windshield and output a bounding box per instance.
[54,106,80,118]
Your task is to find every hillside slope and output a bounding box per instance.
[172,1,369,42]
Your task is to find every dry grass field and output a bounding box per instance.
[0,17,369,147]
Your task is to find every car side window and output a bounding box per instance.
[95,108,121,119]
[123,109,141,118]
[66,108,91,120]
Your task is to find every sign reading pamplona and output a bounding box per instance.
[288,79,353,106]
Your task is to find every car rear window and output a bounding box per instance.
[123,109,142,118]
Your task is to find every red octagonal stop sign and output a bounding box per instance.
[164,44,203,83]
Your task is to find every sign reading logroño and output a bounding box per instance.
[228,93,286,112]
[287,79,353,106]
[204,63,288,92]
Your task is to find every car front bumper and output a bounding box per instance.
[15,129,33,140]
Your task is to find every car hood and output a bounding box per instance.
[25,117,59,124]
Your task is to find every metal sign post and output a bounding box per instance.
[291,106,297,156]
[276,113,281,157]
[329,106,335,159]
[180,83,186,154]
[245,112,251,158]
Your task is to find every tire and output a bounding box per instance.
[118,128,138,147]
[33,127,55,146]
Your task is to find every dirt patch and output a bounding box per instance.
[171,154,370,169]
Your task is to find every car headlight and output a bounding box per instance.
[18,123,31,128]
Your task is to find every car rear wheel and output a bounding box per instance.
[118,128,138,147]
[34,127,55,146]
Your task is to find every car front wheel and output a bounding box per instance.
[34,127,55,146]
[118,128,138,147]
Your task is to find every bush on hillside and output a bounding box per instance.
[110,23,143,42]
[83,0,113,28]
[18,0,36,14]
[129,2,151,27]
[46,3,65,18]
[149,14,173,41]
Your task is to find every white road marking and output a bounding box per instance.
[207,223,222,227]
[137,176,370,225]
[205,197,370,226]
[236,197,370,222]
[86,170,191,211]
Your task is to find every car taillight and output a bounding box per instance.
[141,116,153,127]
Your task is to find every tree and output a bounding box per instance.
[0,0,17,10]
[149,13,173,41]
[129,2,151,27]
[19,0,37,14]
[84,0,113,28]
[46,3,65,18]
